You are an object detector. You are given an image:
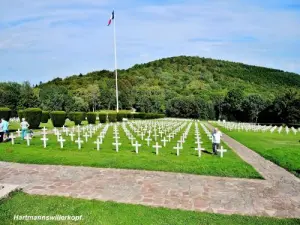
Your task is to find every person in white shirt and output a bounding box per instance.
[20,118,30,140]
[211,127,222,155]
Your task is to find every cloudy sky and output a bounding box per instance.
[1,0,300,84]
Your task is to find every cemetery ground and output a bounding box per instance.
[0,121,261,178]
[1,191,299,225]
[212,123,300,178]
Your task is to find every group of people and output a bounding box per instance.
[0,118,30,143]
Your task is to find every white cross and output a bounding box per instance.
[140,132,145,140]
[10,133,15,145]
[69,132,75,142]
[132,141,141,154]
[161,137,168,147]
[167,134,172,142]
[25,134,31,146]
[195,140,203,147]
[94,139,101,151]
[153,142,162,155]
[83,133,89,142]
[75,137,83,150]
[113,141,121,152]
[145,137,152,146]
[217,146,227,158]
[16,129,21,137]
[195,145,205,157]
[42,127,47,135]
[159,131,164,137]
[58,136,66,149]
[41,135,48,148]
[173,143,181,156]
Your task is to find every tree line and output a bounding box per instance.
[0,56,299,125]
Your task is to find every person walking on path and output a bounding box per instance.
[212,127,222,155]
[20,118,30,140]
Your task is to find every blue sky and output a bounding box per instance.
[0,0,300,84]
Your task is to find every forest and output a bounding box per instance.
[0,56,299,124]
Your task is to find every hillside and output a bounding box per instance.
[41,56,300,101]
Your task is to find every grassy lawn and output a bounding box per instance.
[212,123,300,177]
[0,122,261,178]
[0,192,299,225]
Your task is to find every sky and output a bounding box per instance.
[1,0,300,84]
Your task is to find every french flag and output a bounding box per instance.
[107,10,114,26]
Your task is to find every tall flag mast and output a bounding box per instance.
[107,10,119,112]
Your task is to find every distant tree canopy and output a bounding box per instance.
[1,56,300,124]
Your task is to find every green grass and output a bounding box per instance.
[0,122,261,178]
[212,123,300,177]
[1,192,299,225]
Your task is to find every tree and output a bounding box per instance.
[211,92,225,120]
[242,94,266,122]
[222,89,245,121]
[273,90,300,124]
[18,81,40,109]
[39,85,71,111]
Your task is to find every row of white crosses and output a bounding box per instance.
[94,124,109,151]
[194,122,205,157]
[201,123,227,158]
[112,124,121,152]
[172,122,192,156]
[215,120,299,135]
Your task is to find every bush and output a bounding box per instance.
[23,108,42,129]
[0,107,11,121]
[98,113,107,123]
[87,112,97,124]
[68,112,84,125]
[117,113,128,122]
[50,111,66,127]
[18,110,24,120]
[107,113,117,122]
[127,113,134,119]
[41,111,50,123]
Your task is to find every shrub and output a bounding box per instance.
[98,113,107,123]
[87,112,97,124]
[41,111,50,123]
[127,113,134,119]
[0,107,11,121]
[50,111,66,127]
[107,113,117,122]
[23,108,42,129]
[117,113,128,122]
[18,110,24,120]
[68,112,84,125]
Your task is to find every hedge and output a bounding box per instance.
[132,113,164,120]
[41,111,50,123]
[87,112,97,124]
[23,108,42,129]
[50,111,66,127]
[0,107,11,121]
[68,112,84,125]
[18,110,24,120]
[117,113,128,122]
[107,113,117,122]
[98,113,107,123]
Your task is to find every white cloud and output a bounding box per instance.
[0,0,299,83]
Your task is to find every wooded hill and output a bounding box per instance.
[1,56,299,123]
[41,55,300,99]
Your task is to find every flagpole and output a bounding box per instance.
[113,10,119,113]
